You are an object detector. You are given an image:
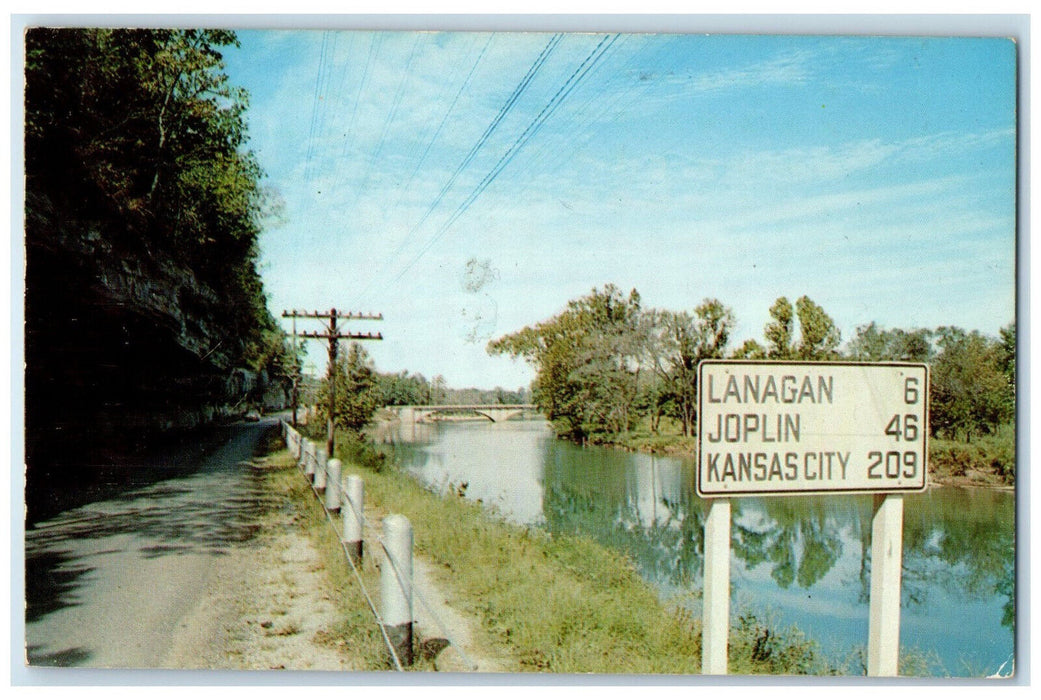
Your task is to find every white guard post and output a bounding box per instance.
[342,474,365,562]
[324,458,342,512]
[381,514,414,666]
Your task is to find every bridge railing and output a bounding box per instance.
[387,403,539,424]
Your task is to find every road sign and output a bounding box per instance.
[697,360,929,498]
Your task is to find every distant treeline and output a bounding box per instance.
[379,371,529,406]
[488,284,1015,445]
[306,344,529,433]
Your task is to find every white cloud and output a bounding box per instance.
[690,48,816,93]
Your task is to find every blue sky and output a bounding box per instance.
[221,31,1016,389]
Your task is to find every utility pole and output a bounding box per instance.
[282,308,383,459]
[290,314,298,427]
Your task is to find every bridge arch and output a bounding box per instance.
[391,404,536,424]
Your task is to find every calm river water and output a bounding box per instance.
[378,418,1015,677]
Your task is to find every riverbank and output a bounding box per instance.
[585,424,1015,490]
[277,426,961,676]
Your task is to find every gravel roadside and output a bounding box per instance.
[163,448,510,673]
[162,506,363,671]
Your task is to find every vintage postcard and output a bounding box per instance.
[19,20,1018,680]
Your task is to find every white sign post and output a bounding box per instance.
[701,497,731,675]
[867,493,905,676]
[696,360,928,676]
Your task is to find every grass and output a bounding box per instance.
[361,465,701,673]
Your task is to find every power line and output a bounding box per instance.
[351,34,422,210]
[312,32,341,181]
[332,33,384,196]
[302,31,332,183]
[349,33,562,308]
[444,34,620,230]
[395,33,563,238]
[349,34,495,308]
[386,34,620,287]
[487,34,649,210]
[389,33,495,214]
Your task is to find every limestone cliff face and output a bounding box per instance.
[24,194,282,469]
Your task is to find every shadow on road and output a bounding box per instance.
[24,419,284,665]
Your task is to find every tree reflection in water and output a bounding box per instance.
[538,436,1015,672]
[387,421,1015,673]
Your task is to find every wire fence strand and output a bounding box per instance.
[377,534,478,671]
[283,422,404,671]
[282,421,479,671]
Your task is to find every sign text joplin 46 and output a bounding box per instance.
[696,360,929,497]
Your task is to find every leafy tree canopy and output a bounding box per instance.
[25,28,288,374]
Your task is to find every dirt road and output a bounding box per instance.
[24,419,292,668]
[25,418,505,673]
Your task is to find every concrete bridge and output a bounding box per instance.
[390,404,538,424]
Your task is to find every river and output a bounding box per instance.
[378,418,1015,677]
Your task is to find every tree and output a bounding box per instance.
[646,299,735,436]
[760,295,840,360]
[489,285,645,439]
[246,326,304,405]
[764,297,795,359]
[846,323,933,363]
[379,370,431,406]
[794,296,841,360]
[430,375,448,404]
[316,343,383,431]
[999,322,1016,399]
[731,339,767,359]
[565,286,647,436]
[930,327,1013,441]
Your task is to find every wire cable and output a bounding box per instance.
[349,33,562,308]
[283,421,479,671]
[302,31,332,184]
[386,34,620,287]
[377,535,478,671]
[352,34,423,208]
[390,33,496,214]
[283,422,404,671]
[407,33,564,237]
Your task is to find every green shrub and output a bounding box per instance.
[336,431,388,472]
[978,427,1016,485]
[728,611,823,675]
[929,424,1015,484]
[929,443,982,477]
